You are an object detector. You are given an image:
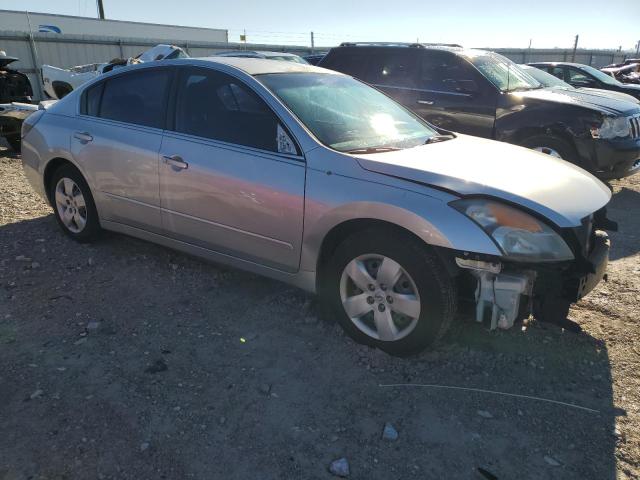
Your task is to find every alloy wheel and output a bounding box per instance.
[339,254,421,341]
[533,146,562,158]
[54,177,88,233]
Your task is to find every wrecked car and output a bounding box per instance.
[319,44,640,180]
[21,58,614,355]
[41,44,188,100]
[601,63,640,85]
[0,51,33,151]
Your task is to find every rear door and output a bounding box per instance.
[159,66,306,272]
[71,68,172,233]
[365,48,421,108]
[412,51,497,138]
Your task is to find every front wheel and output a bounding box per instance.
[520,134,576,162]
[321,229,457,356]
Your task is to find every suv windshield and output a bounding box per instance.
[256,73,438,152]
[578,64,623,87]
[464,52,542,92]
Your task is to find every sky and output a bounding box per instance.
[3,0,639,50]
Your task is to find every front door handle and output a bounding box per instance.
[163,155,189,170]
[73,131,93,142]
[417,100,434,105]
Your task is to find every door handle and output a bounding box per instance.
[417,100,434,105]
[73,131,93,142]
[163,155,189,170]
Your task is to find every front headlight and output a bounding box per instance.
[592,116,631,139]
[451,199,574,261]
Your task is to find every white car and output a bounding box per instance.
[41,44,188,100]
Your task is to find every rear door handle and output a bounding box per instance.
[417,100,434,105]
[73,131,93,142]
[163,155,189,170]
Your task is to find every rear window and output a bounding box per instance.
[98,69,171,128]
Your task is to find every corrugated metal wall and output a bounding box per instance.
[1,31,633,101]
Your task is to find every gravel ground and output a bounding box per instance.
[1,145,639,479]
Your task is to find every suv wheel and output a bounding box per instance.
[321,229,457,356]
[50,164,101,242]
[521,134,576,161]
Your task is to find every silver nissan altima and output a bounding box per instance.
[21,57,614,355]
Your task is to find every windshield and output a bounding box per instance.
[257,73,438,152]
[578,65,623,87]
[520,65,573,89]
[464,52,542,92]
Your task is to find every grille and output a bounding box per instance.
[630,114,640,139]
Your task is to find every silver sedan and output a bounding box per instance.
[21,58,613,355]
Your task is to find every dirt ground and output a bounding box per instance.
[0,144,639,480]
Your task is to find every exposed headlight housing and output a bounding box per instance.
[592,116,631,139]
[451,199,574,262]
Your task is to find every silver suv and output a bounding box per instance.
[21,58,613,355]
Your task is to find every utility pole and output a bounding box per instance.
[310,31,315,53]
[96,0,105,19]
[636,40,640,56]
[571,34,578,62]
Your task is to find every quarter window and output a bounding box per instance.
[98,69,171,128]
[82,82,103,116]
[174,68,281,152]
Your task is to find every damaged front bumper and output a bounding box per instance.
[455,230,610,330]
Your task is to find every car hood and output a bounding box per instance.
[353,135,611,228]
[514,87,639,116]
[581,87,640,105]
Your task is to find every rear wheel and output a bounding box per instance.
[49,164,101,242]
[321,229,457,356]
[521,134,576,162]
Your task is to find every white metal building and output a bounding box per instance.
[0,9,228,43]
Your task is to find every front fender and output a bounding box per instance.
[299,167,502,272]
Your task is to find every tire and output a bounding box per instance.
[49,164,101,242]
[520,134,577,162]
[6,135,20,153]
[320,228,457,356]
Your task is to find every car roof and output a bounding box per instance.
[330,43,490,58]
[216,50,301,58]
[192,56,334,75]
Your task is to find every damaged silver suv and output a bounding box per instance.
[21,58,614,355]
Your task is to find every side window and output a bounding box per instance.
[321,51,370,80]
[82,82,103,116]
[419,53,479,93]
[567,68,593,84]
[99,69,171,128]
[174,68,284,153]
[367,50,419,88]
[549,67,565,81]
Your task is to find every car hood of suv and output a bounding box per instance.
[354,135,611,228]
[514,87,640,116]
[581,87,640,105]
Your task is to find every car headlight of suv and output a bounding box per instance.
[451,199,574,261]
[592,116,631,139]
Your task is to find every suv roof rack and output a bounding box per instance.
[338,42,463,48]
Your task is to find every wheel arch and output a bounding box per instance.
[43,157,84,206]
